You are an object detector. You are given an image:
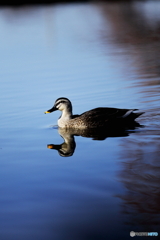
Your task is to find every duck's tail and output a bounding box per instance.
[118,110,144,129]
[133,111,144,119]
[128,111,144,121]
[121,109,144,121]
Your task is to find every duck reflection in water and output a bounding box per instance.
[47,124,143,157]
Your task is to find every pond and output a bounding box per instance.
[0,1,160,240]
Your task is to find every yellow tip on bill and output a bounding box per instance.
[47,144,54,149]
[44,111,50,114]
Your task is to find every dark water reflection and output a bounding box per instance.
[97,2,160,233]
[117,130,160,229]
[97,1,160,110]
[0,1,160,240]
[98,2,160,222]
[47,123,143,157]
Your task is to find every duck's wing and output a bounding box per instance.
[80,107,143,123]
[80,107,134,117]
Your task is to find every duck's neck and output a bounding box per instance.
[61,108,73,120]
[58,108,73,128]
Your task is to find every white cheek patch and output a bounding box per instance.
[55,100,66,107]
[57,103,65,111]
[55,102,61,109]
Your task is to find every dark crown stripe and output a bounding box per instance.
[55,97,69,103]
[55,98,70,107]
[56,97,69,102]
[55,100,65,107]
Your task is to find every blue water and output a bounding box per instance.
[0,2,160,240]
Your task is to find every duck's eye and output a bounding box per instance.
[55,100,66,108]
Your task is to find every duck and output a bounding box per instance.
[44,97,144,129]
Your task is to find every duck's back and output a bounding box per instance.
[69,107,142,128]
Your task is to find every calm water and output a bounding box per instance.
[0,2,160,240]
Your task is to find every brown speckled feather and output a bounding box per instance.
[68,107,142,128]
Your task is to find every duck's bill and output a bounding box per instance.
[47,144,60,149]
[44,106,57,114]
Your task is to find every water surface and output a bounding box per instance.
[0,2,160,240]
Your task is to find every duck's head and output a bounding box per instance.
[44,97,72,114]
